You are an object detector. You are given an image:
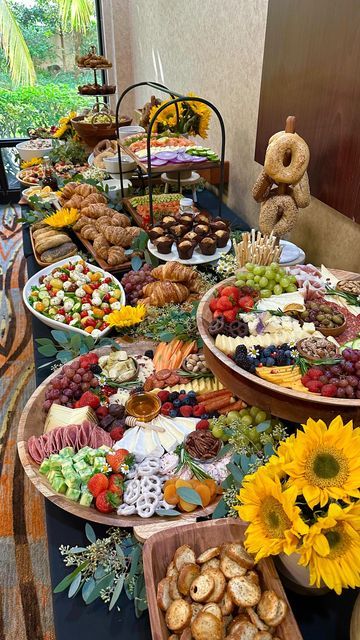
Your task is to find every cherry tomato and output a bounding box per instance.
[85,318,96,328]
[102,293,110,302]
[104,277,112,284]
[59,274,68,282]
[80,310,88,318]
[57,308,65,315]
[99,322,108,330]
[92,282,100,289]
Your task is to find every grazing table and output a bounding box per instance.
[22,226,357,640]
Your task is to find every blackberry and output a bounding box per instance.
[90,364,102,374]
[168,392,179,402]
[144,350,154,359]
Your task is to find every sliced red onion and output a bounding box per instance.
[147,157,168,166]
[155,150,179,160]
[183,153,207,162]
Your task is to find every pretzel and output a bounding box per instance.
[137,457,161,476]
[136,492,160,518]
[264,133,309,184]
[140,475,162,495]
[117,503,137,516]
[124,479,141,504]
[126,464,138,480]
[160,456,179,475]
[259,194,298,237]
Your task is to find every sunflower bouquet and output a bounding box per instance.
[235,416,360,594]
[148,93,211,139]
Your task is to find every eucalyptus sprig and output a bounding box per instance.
[55,523,147,616]
[36,329,121,367]
[132,301,202,347]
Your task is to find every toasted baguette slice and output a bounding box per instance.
[169,574,182,600]
[191,611,222,640]
[256,590,279,625]
[266,598,287,627]
[228,620,258,639]
[246,570,260,586]
[167,560,179,580]
[179,629,192,640]
[228,613,251,635]
[220,554,247,579]
[190,574,215,603]
[156,577,172,611]
[165,599,192,633]
[202,602,222,620]
[227,576,261,608]
[200,558,220,573]
[225,543,254,569]
[247,607,269,631]
[201,568,226,603]
[174,545,196,572]
[219,590,234,616]
[191,602,203,622]
[196,547,221,564]
[178,563,200,596]
[253,632,273,640]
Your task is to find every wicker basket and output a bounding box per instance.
[71,114,132,148]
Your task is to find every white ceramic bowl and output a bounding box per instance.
[16,139,53,161]
[118,125,145,140]
[101,178,132,199]
[23,255,125,337]
[103,154,137,174]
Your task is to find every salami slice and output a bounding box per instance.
[166,374,180,387]
[156,369,172,381]
[28,436,43,464]
[155,379,166,389]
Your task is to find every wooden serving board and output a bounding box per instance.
[197,276,360,423]
[72,229,132,273]
[29,226,77,267]
[17,340,219,527]
[143,518,303,640]
[118,142,219,175]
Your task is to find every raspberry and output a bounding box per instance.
[157,390,170,403]
[161,402,173,416]
[196,419,209,430]
[109,426,125,441]
[321,384,337,397]
[193,404,206,417]
[307,368,324,380]
[178,393,187,402]
[306,380,323,393]
[179,405,193,417]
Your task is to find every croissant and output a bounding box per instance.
[93,234,110,260]
[95,216,114,232]
[82,192,107,206]
[81,204,110,219]
[104,226,140,248]
[60,182,78,200]
[80,224,99,241]
[111,212,131,228]
[64,194,83,209]
[107,246,127,265]
[151,262,197,284]
[76,183,98,197]
[73,216,93,231]
[142,281,189,307]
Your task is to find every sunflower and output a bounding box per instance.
[149,100,182,131]
[298,502,360,594]
[284,416,360,508]
[52,124,69,139]
[44,208,79,228]
[265,433,295,480]
[107,304,146,329]
[21,157,43,169]
[236,468,308,562]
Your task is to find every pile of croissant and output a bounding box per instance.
[60,182,141,266]
[141,262,203,307]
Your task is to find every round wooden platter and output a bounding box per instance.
[197,277,360,423]
[17,339,219,528]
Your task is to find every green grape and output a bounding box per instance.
[254,275,261,283]
[254,410,268,424]
[270,262,279,270]
[245,262,255,272]
[212,425,224,439]
[289,275,297,284]
[273,284,283,295]
[240,415,253,427]
[236,271,247,280]
[253,283,261,291]
[260,289,272,298]
[248,427,260,443]
[259,276,269,288]
[227,410,241,421]
[275,273,282,282]
[249,406,261,417]
[253,265,265,276]
[239,408,250,416]
[267,280,276,291]
[280,277,290,288]
[246,279,255,288]
[286,284,298,293]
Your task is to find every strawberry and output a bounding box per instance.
[217,296,234,311]
[213,309,224,319]
[179,405,193,417]
[223,308,237,323]
[196,419,209,430]
[87,353,99,365]
[95,490,121,513]
[80,355,91,368]
[238,296,255,311]
[221,286,239,299]
[110,426,125,441]
[96,406,109,418]
[106,449,131,472]
[193,403,206,417]
[87,473,109,497]
[161,401,173,416]
[108,473,124,495]
[157,390,170,403]
[209,298,219,312]
[75,391,100,409]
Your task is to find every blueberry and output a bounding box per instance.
[263,348,271,358]
[201,413,209,419]
[179,389,186,395]
[173,399,181,408]
[284,350,292,357]
[266,357,275,366]
[168,392,179,402]
[253,359,260,367]
[144,350,154,358]
[187,391,196,397]
[169,409,178,418]
[187,398,197,406]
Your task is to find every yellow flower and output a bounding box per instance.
[298,502,360,594]
[21,157,43,169]
[198,111,211,139]
[236,468,308,562]
[107,304,146,328]
[44,208,79,228]
[284,416,360,509]
[264,434,296,481]
[149,100,183,130]
[59,111,77,125]
[186,92,211,116]
[52,123,69,139]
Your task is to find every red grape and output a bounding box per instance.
[73,374,81,383]
[60,394,68,403]
[43,400,52,411]
[81,382,90,391]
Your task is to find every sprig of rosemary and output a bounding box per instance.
[325,285,360,307]
[175,444,211,481]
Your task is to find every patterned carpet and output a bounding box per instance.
[0,205,55,640]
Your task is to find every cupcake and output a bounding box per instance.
[214,229,230,248]
[155,235,174,254]
[149,226,165,242]
[161,215,177,229]
[194,224,210,238]
[177,240,196,260]
[183,231,199,243]
[199,237,216,255]
[194,212,211,225]
[179,214,194,226]
[210,218,230,231]
[171,224,189,239]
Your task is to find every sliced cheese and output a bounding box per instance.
[155,417,179,452]
[255,292,305,312]
[215,328,322,356]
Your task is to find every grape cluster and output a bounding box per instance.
[121,264,155,306]
[235,262,298,298]
[234,343,295,373]
[302,348,360,398]
[43,361,99,411]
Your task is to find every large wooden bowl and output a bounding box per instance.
[197,278,360,423]
[143,518,303,640]
[17,340,218,527]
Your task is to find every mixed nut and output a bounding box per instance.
[183,353,209,374]
[297,336,338,360]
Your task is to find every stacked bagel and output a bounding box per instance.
[252,130,310,237]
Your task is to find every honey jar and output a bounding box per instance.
[125,392,161,422]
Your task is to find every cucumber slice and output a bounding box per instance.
[38,291,48,300]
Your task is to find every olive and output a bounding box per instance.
[333,315,344,325]
[316,314,325,321]
[321,318,330,326]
